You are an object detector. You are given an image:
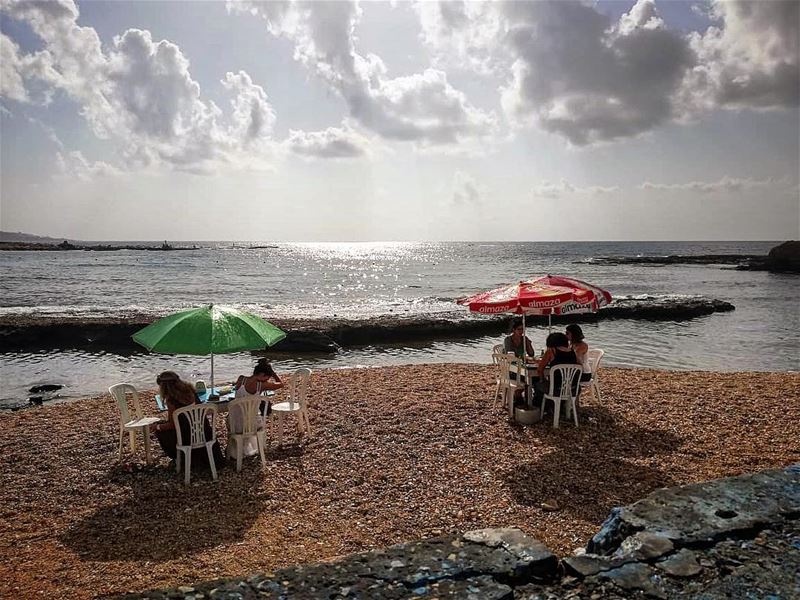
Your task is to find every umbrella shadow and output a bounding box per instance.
[61,464,269,562]
[506,406,680,523]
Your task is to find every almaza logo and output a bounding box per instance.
[559,301,594,315]
[525,297,565,309]
[478,305,513,314]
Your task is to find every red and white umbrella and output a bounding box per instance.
[457,275,612,332]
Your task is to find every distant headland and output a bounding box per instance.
[0,231,198,252]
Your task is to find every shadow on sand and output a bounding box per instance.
[506,405,680,523]
[60,461,270,562]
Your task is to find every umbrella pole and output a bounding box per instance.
[548,313,552,333]
[210,351,214,393]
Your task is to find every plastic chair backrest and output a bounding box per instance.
[195,380,207,393]
[493,353,516,386]
[587,349,605,374]
[491,344,504,364]
[287,368,311,410]
[109,383,142,425]
[227,395,263,435]
[547,364,583,400]
[173,403,217,448]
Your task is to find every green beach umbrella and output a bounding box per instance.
[132,304,286,390]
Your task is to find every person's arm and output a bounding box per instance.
[262,379,284,391]
[538,349,553,379]
[525,337,535,358]
[155,402,176,432]
[574,342,588,365]
[234,375,245,389]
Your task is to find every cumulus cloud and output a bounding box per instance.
[639,176,794,194]
[452,170,483,205]
[286,124,369,158]
[0,0,279,173]
[681,0,799,111]
[413,1,504,75]
[501,0,695,145]
[230,0,496,146]
[533,180,619,199]
[416,0,798,146]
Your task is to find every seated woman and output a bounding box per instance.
[152,371,224,465]
[566,324,592,383]
[502,317,535,403]
[534,332,579,404]
[229,359,284,457]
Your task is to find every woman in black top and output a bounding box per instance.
[534,332,578,404]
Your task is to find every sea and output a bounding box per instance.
[1,241,797,409]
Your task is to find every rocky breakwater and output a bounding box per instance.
[123,464,798,599]
[0,295,734,354]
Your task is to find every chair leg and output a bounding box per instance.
[594,381,602,403]
[277,414,285,446]
[129,430,136,453]
[207,444,218,481]
[572,399,579,427]
[143,426,152,465]
[304,411,311,435]
[257,431,267,466]
[118,429,124,460]
[176,450,182,473]
[553,399,561,429]
[236,437,243,472]
[184,452,192,485]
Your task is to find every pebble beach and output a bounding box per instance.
[1,364,798,599]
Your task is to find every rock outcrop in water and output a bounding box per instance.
[581,240,800,273]
[0,296,734,353]
[121,464,800,599]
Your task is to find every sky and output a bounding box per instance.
[0,0,798,242]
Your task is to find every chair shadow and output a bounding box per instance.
[506,405,680,523]
[60,463,269,562]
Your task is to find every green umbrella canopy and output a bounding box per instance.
[132,305,286,355]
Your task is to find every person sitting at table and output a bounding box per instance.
[503,317,535,403]
[229,359,284,457]
[565,323,592,383]
[152,371,224,466]
[534,332,579,405]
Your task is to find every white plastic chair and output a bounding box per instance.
[491,344,504,402]
[271,368,311,446]
[173,403,218,484]
[109,383,161,464]
[226,395,267,472]
[579,349,605,403]
[542,364,583,429]
[493,353,524,418]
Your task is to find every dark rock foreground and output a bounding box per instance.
[121,465,799,599]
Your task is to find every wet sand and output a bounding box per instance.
[0,364,798,598]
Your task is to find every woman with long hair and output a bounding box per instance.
[152,371,223,465]
[565,324,592,383]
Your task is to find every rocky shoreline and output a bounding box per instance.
[124,465,800,599]
[0,296,735,353]
[0,240,199,251]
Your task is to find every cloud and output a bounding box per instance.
[286,124,369,158]
[680,0,799,112]
[639,176,795,194]
[413,1,504,75]
[230,0,496,146]
[533,180,619,199]
[452,170,483,205]
[500,0,695,146]
[56,150,122,181]
[0,0,279,173]
[415,0,798,146]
